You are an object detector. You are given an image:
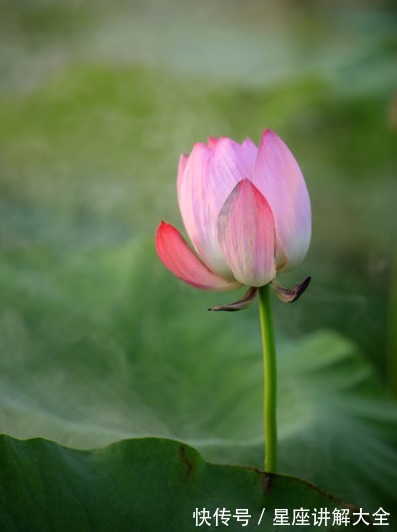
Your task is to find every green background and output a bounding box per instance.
[0,0,396,529]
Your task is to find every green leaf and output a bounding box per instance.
[0,240,396,526]
[0,435,376,531]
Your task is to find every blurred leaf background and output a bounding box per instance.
[0,0,396,525]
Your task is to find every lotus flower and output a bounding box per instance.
[156,130,311,308]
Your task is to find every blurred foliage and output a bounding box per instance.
[0,239,396,522]
[0,436,377,531]
[0,0,396,526]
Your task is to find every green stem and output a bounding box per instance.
[258,284,277,473]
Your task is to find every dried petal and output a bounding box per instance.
[271,276,311,303]
[208,287,258,311]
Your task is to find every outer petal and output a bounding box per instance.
[176,153,189,190]
[253,130,311,271]
[217,179,276,287]
[177,138,257,278]
[155,222,241,291]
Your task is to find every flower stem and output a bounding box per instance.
[258,284,277,473]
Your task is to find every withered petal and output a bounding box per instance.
[208,286,258,312]
[271,276,311,303]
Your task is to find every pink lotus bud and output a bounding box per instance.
[156,130,311,292]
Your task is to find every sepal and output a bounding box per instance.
[271,276,311,303]
[208,286,258,312]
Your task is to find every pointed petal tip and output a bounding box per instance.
[156,220,165,232]
[156,220,168,233]
[261,128,278,139]
[207,136,218,148]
